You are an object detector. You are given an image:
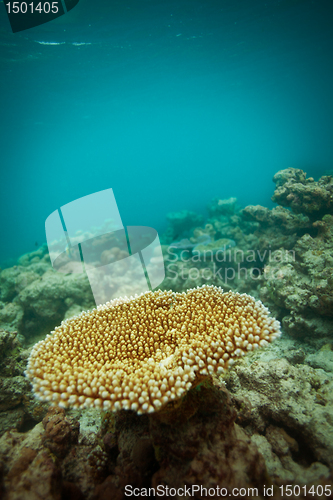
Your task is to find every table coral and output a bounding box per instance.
[25,285,280,414]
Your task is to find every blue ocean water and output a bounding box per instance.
[0,0,332,267]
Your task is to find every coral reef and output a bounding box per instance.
[207,196,239,217]
[1,166,333,496]
[190,237,236,256]
[0,246,95,342]
[261,215,333,323]
[163,168,333,342]
[242,205,312,235]
[163,210,204,242]
[1,367,332,500]
[225,354,333,485]
[255,171,333,342]
[0,383,271,500]
[0,330,49,438]
[26,286,280,413]
[271,168,333,217]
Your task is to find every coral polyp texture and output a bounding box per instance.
[25,285,281,414]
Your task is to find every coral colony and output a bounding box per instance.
[26,285,281,414]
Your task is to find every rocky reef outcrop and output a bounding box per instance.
[0,246,95,343]
[0,383,270,500]
[271,168,333,217]
[1,345,333,499]
[252,170,333,343]
[226,351,333,487]
[161,168,333,343]
[0,330,49,438]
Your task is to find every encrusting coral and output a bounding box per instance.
[25,285,281,414]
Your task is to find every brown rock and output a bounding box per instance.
[93,475,126,500]
[272,168,333,217]
[61,480,85,500]
[103,432,117,455]
[148,381,267,496]
[4,449,62,500]
[265,425,299,457]
[7,447,37,480]
[130,437,155,474]
[42,406,79,458]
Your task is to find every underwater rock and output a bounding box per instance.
[225,356,333,477]
[0,424,63,500]
[17,270,92,322]
[242,204,312,234]
[0,331,29,414]
[0,267,23,302]
[272,168,333,217]
[0,330,49,437]
[192,223,217,239]
[168,233,212,251]
[0,375,30,412]
[260,215,333,337]
[161,176,324,296]
[13,269,94,340]
[149,382,267,496]
[164,210,204,241]
[0,330,21,359]
[0,254,51,303]
[0,245,95,341]
[273,167,307,187]
[207,197,239,217]
[281,313,333,343]
[191,237,236,256]
[42,406,80,458]
[76,407,103,447]
[251,431,330,487]
[17,244,49,267]
[63,303,88,322]
[161,258,226,293]
[0,302,24,332]
[168,233,236,259]
[0,382,269,500]
[305,348,333,373]
[0,409,105,499]
[94,383,268,499]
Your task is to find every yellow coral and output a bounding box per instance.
[26,285,281,414]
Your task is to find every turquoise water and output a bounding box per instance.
[0,0,332,266]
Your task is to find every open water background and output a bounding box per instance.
[0,0,332,266]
